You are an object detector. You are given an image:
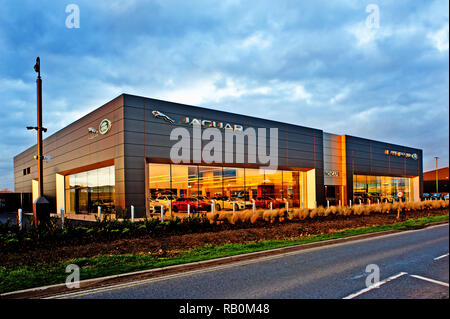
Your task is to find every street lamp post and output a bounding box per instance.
[434,156,439,194]
[28,57,49,225]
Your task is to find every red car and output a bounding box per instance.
[171,197,211,213]
[254,197,284,209]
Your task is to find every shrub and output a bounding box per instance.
[342,206,353,216]
[250,210,264,224]
[262,209,273,222]
[336,206,345,216]
[217,211,233,224]
[287,208,298,220]
[299,208,310,220]
[310,207,325,219]
[380,203,391,214]
[205,212,218,223]
[353,204,365,216]
[0,200,447,250]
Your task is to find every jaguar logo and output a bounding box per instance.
[152,110,175,124]
[152,110,244,131]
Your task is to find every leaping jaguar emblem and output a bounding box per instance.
[152,110,175,124]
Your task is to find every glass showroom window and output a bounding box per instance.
[245,168,265,201]
[147,163,306,213]
[198,166,223,199]
[392,177,410,201]
[148,163,171,199]
[65,166,115,214]
[283,171,302,208]
[148,163,173,214]
[222,167,245,198]
[353,174,411,203]
[171,164,198,198]
[221,167,247,210]
[263,170,283,201]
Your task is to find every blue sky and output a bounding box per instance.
[0,0,448,190]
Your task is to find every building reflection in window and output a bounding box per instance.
[65,166,115,214]
[283,171,302,208]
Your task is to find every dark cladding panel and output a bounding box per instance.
[123,94,325,206]
[345,135,422,202]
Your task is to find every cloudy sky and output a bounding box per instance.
[0,0,448,190]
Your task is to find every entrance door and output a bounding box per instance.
[325,185,337,206]
[74,187,89,214]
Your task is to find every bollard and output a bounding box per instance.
[18,208,23,230]
[60,208,65,229]
[161,205,164,222]
[232,202,235,214]
[339,200,341,207]
[349,200,352,208]
[327,200,329,209]
[97,206,101,220]
[131,205,135,223]
[252,199,255,213]
[211,200,215,214]
[270,202,273,211]
[359,199,362,205]
[187,204,190,218]
[368,199,371,205]
[286,201,289,213]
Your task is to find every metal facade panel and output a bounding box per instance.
[345,135,423,202]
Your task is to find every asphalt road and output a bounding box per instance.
[53,223,449,299]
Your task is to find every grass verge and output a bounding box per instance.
[1,214,448,294]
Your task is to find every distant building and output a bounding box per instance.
[423,167,449,194]
[0,192,32,212]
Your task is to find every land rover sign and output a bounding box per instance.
[99,119,112,135]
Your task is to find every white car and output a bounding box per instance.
[213,197,246,211]
[149,195,176,212]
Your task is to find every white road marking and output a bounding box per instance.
[434,253,449,261]
[343,272,408,299]
[409,275,449,287]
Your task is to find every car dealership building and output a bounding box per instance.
[14,94,423,218]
